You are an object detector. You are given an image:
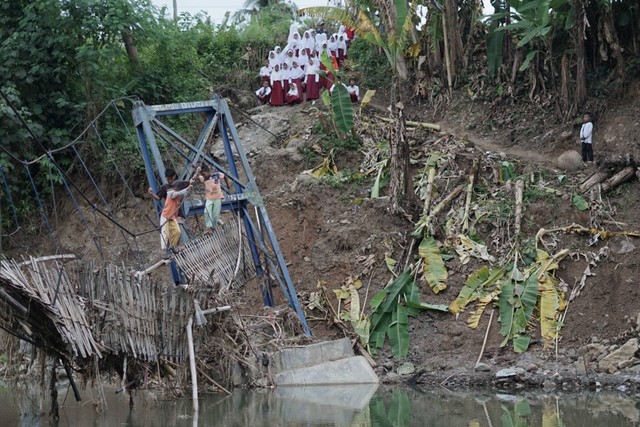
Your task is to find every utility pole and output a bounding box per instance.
[173,0,178,22]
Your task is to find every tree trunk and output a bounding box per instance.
[560,54,570,113]
[389,76,409,213]
[574,0,587,107]
[441,11,454,92]
[121,28,141,72]
[173,0,178,21]
[601,7,624,79]
[444,0,463,81]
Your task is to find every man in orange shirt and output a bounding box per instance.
[148,168,194,251]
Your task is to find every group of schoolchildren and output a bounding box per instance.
[255,21,360,106]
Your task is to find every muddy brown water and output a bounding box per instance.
[2,384,639,426]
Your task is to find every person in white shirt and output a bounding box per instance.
[347,78,360,103]
[259,60,271,84]
[329,76,348,94]
[256,80,272,104]
[580,112,594,162]
[301,30,315,55]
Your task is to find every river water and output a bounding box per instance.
[2,383,639,426]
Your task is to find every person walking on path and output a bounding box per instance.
[580,112,594,162]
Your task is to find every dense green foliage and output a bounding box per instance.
[1,0,639,235]
[0,0,295,232]
[347,39,391,91]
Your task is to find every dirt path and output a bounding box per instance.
[439,121,557,167]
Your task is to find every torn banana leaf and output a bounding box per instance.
[456,234,496,265]
[449,266,504,315]
[406,300,449,312]
[359,89,376,110]
[306,156,338,178]
[467,287,500,329]
[385,254,397,274]
[537,250,568,346]
[419,236,448,294]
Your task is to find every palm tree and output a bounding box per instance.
[233,0,282,22]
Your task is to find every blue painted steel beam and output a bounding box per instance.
[179,112,219,181]
[151,118,245,190]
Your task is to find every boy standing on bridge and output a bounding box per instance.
[580,112,594,163]
[198,165,231,234]
[148,168,193,251]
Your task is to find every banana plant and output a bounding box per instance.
[369,267,448,358]
[300,0,417,212]
[486,0,572,75]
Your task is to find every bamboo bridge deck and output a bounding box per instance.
[0,247,250,364]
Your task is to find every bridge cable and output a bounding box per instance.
[46,152,104,258]
[23,162,57,245]
[71,145,144,266]
[0,165,21,237]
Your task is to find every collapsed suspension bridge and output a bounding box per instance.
[0,94,310,402]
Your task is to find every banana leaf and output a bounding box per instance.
[513,334,531,353]
[406,300,449,312]
[387,303,410,358]
[377,269,414,314]
[418,236,448,294]
[467,288,500,329]
[331,83,354,133]
[499,278,516,345]
[360,89,376,110]
[388,389,411,427]
[369,311,392,351]
[449,266,504,315]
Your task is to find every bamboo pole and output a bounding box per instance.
[422,166,437,217]
[441,11,453,94]
[375,116,441,131]
[514,180,524,235]
[134,259,170,280]
[475,309,494,367]
[462,158,480,232]
[186,316,199,412]
[423,184,465,233]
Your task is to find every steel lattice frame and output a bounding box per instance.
[132,96,310,335]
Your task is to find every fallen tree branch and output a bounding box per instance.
[196,365,232,395]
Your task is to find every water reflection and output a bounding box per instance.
[2,383,640,426]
